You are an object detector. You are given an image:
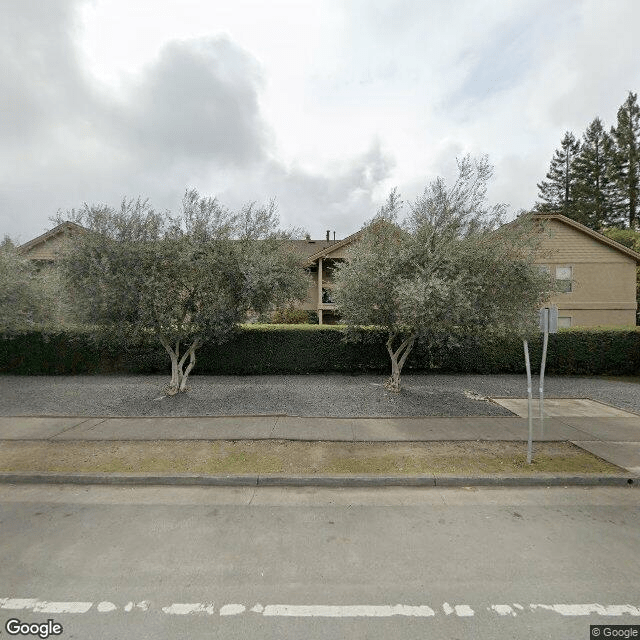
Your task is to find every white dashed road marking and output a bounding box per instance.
[0,599,92,614]
[161,603,216,615]
[1,598,639,618]
[491,604,518,617]
[219,604,246,616]
[530,604,640,616]
[443,603,474,617]
[261,605,436,617]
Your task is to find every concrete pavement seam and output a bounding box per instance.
[42,417,97,440]
[585,396,640,418]
[270,415,280,438]
[554,417,607,442]
[50,417,108,440]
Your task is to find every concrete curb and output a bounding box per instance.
[0,472,636,488]
[0,473,259,486]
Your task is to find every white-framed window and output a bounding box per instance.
[537,265,550,274]
[555,266,572,293]
[558,316,572,328]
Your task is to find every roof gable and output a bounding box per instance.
[533,214,640,264]
[18,221,87,257]
[303,228,366,265]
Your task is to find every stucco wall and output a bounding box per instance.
[537,219,632,263]
[323,245,351,260]
[296,270,319,311]
[535,219,637,326]
[552,309,637,327]
[22,234,69,261]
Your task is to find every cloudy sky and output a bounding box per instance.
[2,0,639,243]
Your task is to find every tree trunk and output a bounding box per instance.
[384,332,416,392]
[159,336,201,394]
[178,340,199,392]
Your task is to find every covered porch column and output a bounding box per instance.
[317,257,323,325]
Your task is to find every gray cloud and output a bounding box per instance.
[0,0,90,147]
[113,37,269,165]
[209,140,396,238]
[1,0,392,243]
[9,0,635,244]
[450,2,572,109]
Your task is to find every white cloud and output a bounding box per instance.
[2,0,640,243]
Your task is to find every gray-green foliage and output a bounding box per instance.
[57,191,309,393]
[333,156,556,391]
[0,239,56,335]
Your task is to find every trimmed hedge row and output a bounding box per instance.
[1,325,638,376]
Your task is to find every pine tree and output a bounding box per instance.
[573,117,616,229]
[609,91,640,229]
[536,131,581,218]
[1,235,16,251]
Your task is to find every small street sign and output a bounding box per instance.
[538,305,558,333]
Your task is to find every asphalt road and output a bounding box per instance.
[1,485,639,640]
[1,373,639,417]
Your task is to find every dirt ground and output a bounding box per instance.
[0,440,623,475]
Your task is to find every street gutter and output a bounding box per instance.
[0,472,636,488]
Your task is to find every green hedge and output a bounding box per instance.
[1,324,638,376]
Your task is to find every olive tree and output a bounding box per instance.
[57,191,309,393]
[332,157,556,391]
[0,237,56,335]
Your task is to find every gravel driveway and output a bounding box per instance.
[0,373,638,417]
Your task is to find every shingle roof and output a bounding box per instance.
[17,223,344,264]
[288,239,339,259]
[22,214,638,267]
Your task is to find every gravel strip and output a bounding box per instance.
[0,373,638,417]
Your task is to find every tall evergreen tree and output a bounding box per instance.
[1,236,15,251]
[609,91,640,228]
[536,131,581,218]
[573,117,616,229]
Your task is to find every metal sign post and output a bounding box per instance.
[523,340,533,464]
[524,305,557,464]
[538,305,558,439]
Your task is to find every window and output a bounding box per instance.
[322,288,334,304]
[558,316,571,328]
[537,265,550,274]
[555,266,572,293]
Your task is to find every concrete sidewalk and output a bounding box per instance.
[1,413,639,475]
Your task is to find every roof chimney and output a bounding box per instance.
[326,230,330,241]
[333,231,336,241]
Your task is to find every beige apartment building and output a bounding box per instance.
[296,214,640,327]
[18,214,640,327]
[530,214,639,327]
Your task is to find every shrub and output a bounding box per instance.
[270,307,311,324]
[1,325,638,376]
